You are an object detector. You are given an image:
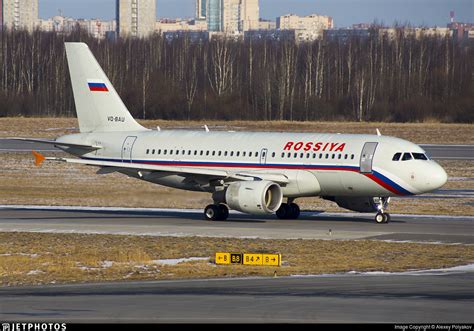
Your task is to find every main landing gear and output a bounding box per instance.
[204,204,229,221]
[374,197,391,224]
[276,200,300,220]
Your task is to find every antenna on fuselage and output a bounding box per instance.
[156,126,161,131]
[204,125,210,132]
[376,128,382,136]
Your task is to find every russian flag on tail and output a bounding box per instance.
[87,80,108,92]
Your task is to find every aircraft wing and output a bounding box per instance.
[38,154,290,184]
[10,138,102,151]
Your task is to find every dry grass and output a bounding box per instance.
[1,232,473,287]
[0,153,472,215]
[0,117,473,144]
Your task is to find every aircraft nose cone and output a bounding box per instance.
[429,164,448,191]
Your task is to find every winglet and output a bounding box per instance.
[32,151,46,167]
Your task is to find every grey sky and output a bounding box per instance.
[39,0,473,27]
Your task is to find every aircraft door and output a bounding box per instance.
[360,142,378,173]
[121,136,137,163]
[260,148,268,165]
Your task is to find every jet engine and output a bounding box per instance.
[224,181,283,215]
[324,196,381,213]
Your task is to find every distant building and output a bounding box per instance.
[323,28,370,42]
[156,18,207,34]
[196,0,207,20]
[116,0,156,38]
[163,30,209,43]
[379,27,452,40]
[206,0,260,33]
[38,15,116,39]
[1,0,38,31]
[257,19,276,30]
[277,14,333,41]
[244,29,296,42]
[448,22,474,41]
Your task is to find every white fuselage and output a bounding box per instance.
[57,130,447,198]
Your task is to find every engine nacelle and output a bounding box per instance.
[225,181,283,215]
[325,196,380,213]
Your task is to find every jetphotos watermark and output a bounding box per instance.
[394,325,473,331]
[1,323,66,331]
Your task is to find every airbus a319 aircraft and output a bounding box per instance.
[21,43,448,223]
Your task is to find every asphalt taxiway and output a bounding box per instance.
[1,269,473,323]
[0,206,473,244]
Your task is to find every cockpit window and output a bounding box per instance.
[392,153,402,161]
[412,153,428,160]
[401,153,412,161]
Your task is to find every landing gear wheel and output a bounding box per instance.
[375,212,390,224]
[204,204,220,221]
[288,203,300,219]
[276,203,290,219]
[217,204,229,221]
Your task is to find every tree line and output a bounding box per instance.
[0,27,472,122]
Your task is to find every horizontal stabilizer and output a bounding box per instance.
[11,138,102,151]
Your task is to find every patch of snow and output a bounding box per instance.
[152,257,209,266]
[26,270,44,275]
[101,260,114,268]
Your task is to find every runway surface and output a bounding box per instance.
[1,268,473,323]
[1,205,473,244]
[1,139,473,160]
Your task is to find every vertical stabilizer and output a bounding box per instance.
[65,42,147,133]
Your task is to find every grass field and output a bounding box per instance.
[1,232,473,287]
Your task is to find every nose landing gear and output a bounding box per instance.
[374,197,391,224]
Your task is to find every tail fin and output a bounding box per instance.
[65,42,147,133]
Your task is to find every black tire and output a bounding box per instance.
[217,204,229,221]
[375,212,385,224]
[288,203,300,219]
[276,203,289,219]
[383,213,391,223]
[204,204,220,221]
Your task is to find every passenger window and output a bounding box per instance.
[287,152,291,158]
[332,154,335,159]
[307,153,310,159]
[218,151,222,156]
[224,151,228,156]
[313,153,316,158]
[194,150,197,155]
[182,150,185,155]
[255,152,259,157]
[281,152,285,158]
[164,150,167,155]
[325,154,329,159]
[412,153,428,160]
[243,152,246,157]
[206,151,209,156]
[338,154,341,159]
[402,153,412,161]
[170,150,173,155]
[152,149,155,154]
[351,154,354,159]
[200,151,204,156]
[212,151,216,156]
[237,151,240,157]
[319,153,323,159]
[230,151,234,157]
[272,152,275,157]
[392,153,402,161]
[158,150,161,155]
[249,152,252,157]
[146,149,150,154]
[344,154,348,159]
[294,153,298,158]
[188,150,191,155]
[300,153,304,158]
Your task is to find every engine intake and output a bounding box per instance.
[224,181,283,215]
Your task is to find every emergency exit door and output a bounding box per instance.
[360,142,378,173]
